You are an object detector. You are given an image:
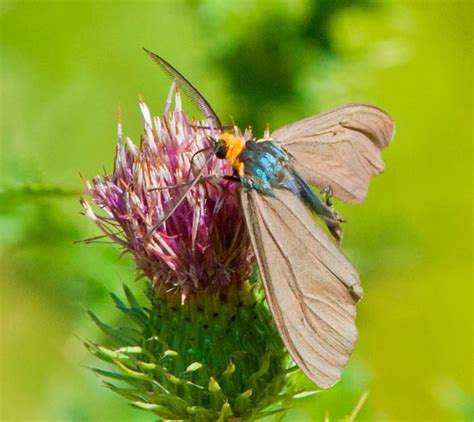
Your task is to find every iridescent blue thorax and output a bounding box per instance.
[238,140,295,193]
[237,139,342,239]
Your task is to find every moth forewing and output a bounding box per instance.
[241,188,361,388]
[271,104,395,203]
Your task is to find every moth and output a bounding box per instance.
[144,48,395,388]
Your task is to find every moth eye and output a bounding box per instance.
[215,142,228,159]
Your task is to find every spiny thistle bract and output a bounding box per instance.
[81,93,315,421]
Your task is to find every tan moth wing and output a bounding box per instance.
[241,188,362,388]
[271,104,395,203]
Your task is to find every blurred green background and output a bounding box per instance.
[1,0,472,421]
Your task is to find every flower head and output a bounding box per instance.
[82,93,252,298]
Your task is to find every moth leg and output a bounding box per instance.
[318,187,346,235]
[321,186,334,207]
[190,146,214,170]
[223,175,241,183]
[321,186,345,222]
[333,210,346,223]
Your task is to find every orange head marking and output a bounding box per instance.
[218,133,245,176]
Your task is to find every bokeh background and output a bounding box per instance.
[1,0,472,421]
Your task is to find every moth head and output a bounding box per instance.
[215,138,228,159]
[205,135,227,159]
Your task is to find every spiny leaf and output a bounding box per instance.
[219,402,234,420]
[131,402,176,419]
[116,346,144,354]
[209,377,225,411]
[249,353,271,385]
[235,389,253,414]
[110,292,148,327]
[251,407,289,420]
[123,284,141,309]
[103,381,144,402]
[114,360,153,381]
[284,365,300,375]
[92,367,140,382]
[97,346,131,362]
[149,393,189,415]
[137,361,158,371]
[167,374,182,385]
[165,373,204,390]
[150,380,171,395]
[88,310,139,345]
[186,405,214,416]
[294,390,321,399]
[208,377,222,393]
[222,361,235,377]
[131,402,160,410]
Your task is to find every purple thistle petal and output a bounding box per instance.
[82,93,252,298]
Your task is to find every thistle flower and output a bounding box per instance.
[82,93,252,300]
[82,93,309,421]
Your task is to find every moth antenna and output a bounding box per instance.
[143,48,222,130]
[190,145,214,170]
